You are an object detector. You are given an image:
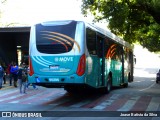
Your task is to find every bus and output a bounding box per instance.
[28,20,134,93]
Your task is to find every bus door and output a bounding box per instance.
[97,34,105,86]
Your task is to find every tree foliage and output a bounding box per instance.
[81,0,160,52]
[0,0,6,3]
[0,0,7,17]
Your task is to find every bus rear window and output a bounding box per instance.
[36,21,77,54]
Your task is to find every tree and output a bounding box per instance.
[0,0,7,18]
[1,0,6,3]
[81,0,160,52]
[0,0,20,27]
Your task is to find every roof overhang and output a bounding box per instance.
[0,27,31,33]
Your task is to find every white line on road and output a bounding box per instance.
[139,82,156,91]
[146,97,160,111]
[117,96,140,111]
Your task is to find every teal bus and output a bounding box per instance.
[28,20,134,93]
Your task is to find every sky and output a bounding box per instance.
[0,0,91,26]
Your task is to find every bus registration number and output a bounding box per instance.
[50,65,59,70]
[49,78,59,82]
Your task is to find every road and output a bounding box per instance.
[0,45,160,120]
[0,67,160,120]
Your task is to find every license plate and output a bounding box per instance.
[49,78,59,82]
[50,65,59,70]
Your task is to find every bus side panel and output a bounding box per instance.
[85,56,101,88]
[107,60,123,87]
[104,39,124,87]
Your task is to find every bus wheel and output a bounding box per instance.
[106,76,112,93]
[123,83,128,88]
[107,76,112,93]
[64,86,74,93]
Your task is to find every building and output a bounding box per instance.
[0,27,30,66]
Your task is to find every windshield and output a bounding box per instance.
[36,21,77,54]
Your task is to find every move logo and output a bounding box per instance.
[55,57,73,62]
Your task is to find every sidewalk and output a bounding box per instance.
[1,77,16,90]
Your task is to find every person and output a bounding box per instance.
[26,66,38,90]
[0,64,4,89]
[1,63,6,84]
[3,71,6,84]
[26,83,38,89]
[18,63,27,94]
[7,62,13,86]
[10,62,18,87]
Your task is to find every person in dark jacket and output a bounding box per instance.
[0,64,4,89]
[7,62,13,86]
[18,63,27,94]
[10,62,18,87]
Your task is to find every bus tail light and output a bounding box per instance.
[29,56,34,76]
[76,54,86,76]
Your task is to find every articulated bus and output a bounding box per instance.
[28,20,134,93]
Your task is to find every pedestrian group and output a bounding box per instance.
[0,61,38,94]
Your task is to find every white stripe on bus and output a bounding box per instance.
[39,56,55,65]
[32,56,48,67]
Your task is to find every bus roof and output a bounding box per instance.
[85,22,133,49]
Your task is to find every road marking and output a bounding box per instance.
[0,94,23,102]
[139,82,156,91]
[1,83,159,112]
[70,100,91,108]
[1,85,13,90]
[146,97,160,111]
[130,95,152,111]
[117,96,140,111]
[93,94,120,110]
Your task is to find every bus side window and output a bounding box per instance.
[118,46,123,62]
[86,28,96,55]
[97,34,104,58]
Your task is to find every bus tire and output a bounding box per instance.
[64,86,74,93]
[107,75,112,93]
[123,83,128,88]
[103,75,112,94]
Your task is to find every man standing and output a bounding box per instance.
[18,63,27,94]
[0,64,4,89]
[10,62,18,87]
[7,62,13,86]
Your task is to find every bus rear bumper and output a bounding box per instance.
[28,74,86,88]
